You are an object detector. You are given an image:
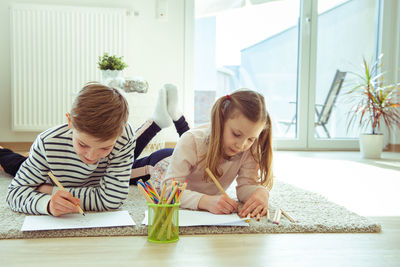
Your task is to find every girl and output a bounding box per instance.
[161,89,273,218]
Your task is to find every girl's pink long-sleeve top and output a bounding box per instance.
[162,126,268,210]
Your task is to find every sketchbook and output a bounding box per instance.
[142,209,249,227]
[21,210,135,231]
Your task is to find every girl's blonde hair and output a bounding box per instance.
[70,82,129,141]
[205,89,273,190]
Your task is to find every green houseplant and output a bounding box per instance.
[98,52,128,71]
[346,54,400,158]
[98,53,128,81]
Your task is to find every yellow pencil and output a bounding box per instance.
[47,172,85,216]
[280,208,296,223]
[205,168,228,197]
[159,183,167,204]
[158,182,187,240]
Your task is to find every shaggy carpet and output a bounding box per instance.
[0,172,381,239]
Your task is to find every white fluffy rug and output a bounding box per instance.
[0,172,380,239]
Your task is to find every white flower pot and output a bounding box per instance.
[359,133,384,159]
[101,70,125,89]
[101,70,122,81]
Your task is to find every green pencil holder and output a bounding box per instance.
[147,202,180,243]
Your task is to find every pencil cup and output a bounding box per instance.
[147,202,180,243]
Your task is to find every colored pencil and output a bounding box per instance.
[147,180,160,200]
[139,179,159,203]
[281,208,296,223]
[272,209,281,225]
[47,172,85,216]
[205,168,228,197]
[166,185,179,205]
[138,183,155,203]
[158,182,187,240]
[159,183,167,204]
[245,214,251,223]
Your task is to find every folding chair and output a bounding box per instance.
[279,70,347,138]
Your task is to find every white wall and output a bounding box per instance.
[0,0,189,143]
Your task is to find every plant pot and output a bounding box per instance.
[101,70,123,82]
[359,133,384,159]
[101,70,125,89]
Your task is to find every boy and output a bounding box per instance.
[4,82,189,216]
[6,82,135,216]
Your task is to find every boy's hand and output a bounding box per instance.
[37,183,53,194]
[198,194,238,214]
[48,190,81,217]
[238,188,269,218]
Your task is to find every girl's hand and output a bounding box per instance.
[48,190,81,217]
[238,188,269,218]
[198,194,239,214]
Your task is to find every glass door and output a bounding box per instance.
[309,0,378,149]
[191,0,381,150]
[193,0,305,148]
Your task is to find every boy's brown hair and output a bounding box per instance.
[205,89,273,190]
[69,82,129,141]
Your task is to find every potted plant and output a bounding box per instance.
[97,52,128,81]
[346,54,400,159]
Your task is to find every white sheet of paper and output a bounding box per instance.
[142,209,249,227]
[21,210,135,231]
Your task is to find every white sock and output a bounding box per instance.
[165,83,182,121]
[152,86,172,129]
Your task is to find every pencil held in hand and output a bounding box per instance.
[205,168,228,197]
[47,172,85,216]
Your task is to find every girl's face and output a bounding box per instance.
[222,112,265,158]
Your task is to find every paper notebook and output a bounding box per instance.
[21,210,135,231]
[142,209,249,227]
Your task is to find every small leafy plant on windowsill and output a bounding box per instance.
[97,53,128,71]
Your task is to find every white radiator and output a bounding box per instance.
[10,4,126,131]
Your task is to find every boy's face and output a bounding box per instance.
[71,130,117,165]
[66,112,117,165]
[222,112,264,158]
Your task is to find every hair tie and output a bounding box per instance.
[226,94,230,100]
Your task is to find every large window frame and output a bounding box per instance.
[184,0,399,150]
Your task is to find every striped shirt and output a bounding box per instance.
[6,123,136,215]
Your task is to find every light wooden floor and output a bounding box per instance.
[0,151,399,267]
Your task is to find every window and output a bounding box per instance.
[192,0,382,149]
[194,0,300,139]
[314,0,377,139]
